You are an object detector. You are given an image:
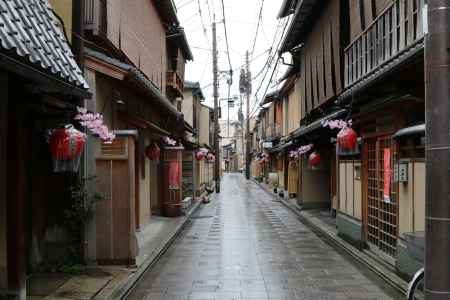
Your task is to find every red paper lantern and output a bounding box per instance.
[337,127,357,150]
[195,150,206,161]
[49,125,86,161]
[145,143,160,160]
[308,152,321,168]
[206,153,215,162]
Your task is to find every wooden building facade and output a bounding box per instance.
[253,0,427,278]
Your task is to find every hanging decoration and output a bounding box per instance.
[48,125,86,173]
[289,150,299,161]
[74,107,115,143]
[257,153,269,165]
[163,136,177,146]
[337,127,357,150]
[297,144,314,156]
[322,119,352,130]
[322,118,358,153]
[308,152,321,169]
[206,152,215,162]
[195,148,208,161]
[145,143,161,161]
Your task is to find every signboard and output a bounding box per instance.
[263,142,273,149]
[383,148,391,203]
[394,161,408,183]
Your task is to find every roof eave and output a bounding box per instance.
[0,51,91,99]
[153,0,179,27]
[279,0,323,53]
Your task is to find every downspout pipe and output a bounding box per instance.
[424,1,450,298]
[72,0,85,71]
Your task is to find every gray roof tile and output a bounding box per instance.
[0,0,88,89]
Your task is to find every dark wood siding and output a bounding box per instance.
[300,0,342,114]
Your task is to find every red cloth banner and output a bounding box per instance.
[168,162,180,188]
[383,148,391,203]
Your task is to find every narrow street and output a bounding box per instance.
[127,174,401,300]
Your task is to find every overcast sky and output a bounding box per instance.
[175,0,289,123]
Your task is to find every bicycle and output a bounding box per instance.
[406,267,424,300]
[404,232,425,299]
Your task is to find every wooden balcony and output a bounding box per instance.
[344,0,425,88]
[166,71,184,97]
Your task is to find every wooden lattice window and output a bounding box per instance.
[366,136,398,258]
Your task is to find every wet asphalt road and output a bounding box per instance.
[127,173,402,300]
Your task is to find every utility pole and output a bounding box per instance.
[239,94,245,167]
[425,1,450,298]
[212,20,220,193]
[244,51,252,180]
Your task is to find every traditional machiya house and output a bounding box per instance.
[337,0,425,276]
[82,0,192,265]
[198,104,215,194]
[261,67,302,199]
[279,0,426,278]
[0,0,90,298]
[278,0,345,212]
[181,81,206,200]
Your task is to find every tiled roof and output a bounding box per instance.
[0,0,88,89]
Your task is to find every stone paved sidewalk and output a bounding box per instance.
[126,173,402,300]
[27,201,202,300]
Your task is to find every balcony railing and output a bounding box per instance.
[85,0,107,35]
[344,0,424,88]
[166,71,184,97]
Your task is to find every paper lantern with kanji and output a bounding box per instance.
[48,125,86,173]
[308,152,321,169]
[337,127,357,151]
[145,143,160,160]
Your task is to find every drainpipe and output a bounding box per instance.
[72,0,96,265]
[72,0,85,69]
[425,1,450,298]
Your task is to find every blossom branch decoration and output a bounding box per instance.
[74,107,115,143]
[297,144,314,156]
[322,119,352,130]
[163,136,177,146]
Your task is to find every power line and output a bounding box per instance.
[250,0,265,57]
[249,17,291,117]
[220,0,233,77]
[197,0,210,44]
[177,0,195,10]
[251,19,284,102]
[205,0,212,24]
[201,48,271,90]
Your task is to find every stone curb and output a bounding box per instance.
[95,199,205,300]
[250,178,408,297]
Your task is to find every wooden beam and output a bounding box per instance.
[84,56,127,81]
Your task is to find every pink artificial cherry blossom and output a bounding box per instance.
[74,107,115,143]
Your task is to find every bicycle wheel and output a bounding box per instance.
[407,268,424,300]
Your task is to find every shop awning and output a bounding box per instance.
[393,124,425,139]
[291,109,347,140]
